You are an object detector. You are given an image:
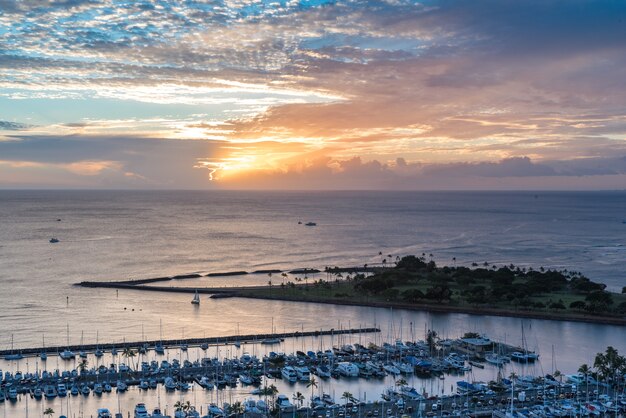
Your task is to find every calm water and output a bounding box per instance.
[0,190,624,417]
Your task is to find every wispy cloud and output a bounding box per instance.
[1,0,625,188]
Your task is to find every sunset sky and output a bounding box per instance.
[1,0,625,189]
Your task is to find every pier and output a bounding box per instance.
[0,328,380,357]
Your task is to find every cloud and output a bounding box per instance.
[0,134,225,187]
[1,0,625,189]
[0,121,32,130]
[217,155,626,190]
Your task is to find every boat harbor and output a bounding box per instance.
[1,332,624,417]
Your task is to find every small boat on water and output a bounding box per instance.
[191,290,200,305]
[49,238,59,243]
[305,222,317,226]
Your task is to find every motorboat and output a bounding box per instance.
[134,403,149,418]
[93,383,103,395]
[296,366,311,381]
[337,362,359,377]
[59,349,75,360]
[383,363,401,375]
[44,385,57,399]
[97,409,113,418]
[150,408,168,418]
[239,373,253,385]
[164,377,177,391]
[116,381,128,392]
[32,387,43,399]
[315,365,331,378]
[281,366,298,382]
[276,394,294,410]
[207,403,224,416]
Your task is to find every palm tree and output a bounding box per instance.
[553,370,563,383]
[44,408,54,418]
[231,401,244,417]
[293,391,305,407]
[77,358,89,374]
[122,346,137,370]
[395,378,408,388]
[578,364,591,400]
[306,376,318,401]
[426,329,438,355]
[508,371,518,380]
[341,391,354,405]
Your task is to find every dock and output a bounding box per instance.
[0,327,380,357]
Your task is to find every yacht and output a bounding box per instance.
[239,373,253,385]
[337,362,360,377]
[485,352,508,366]
[281,366,298,382]
[116,380,128,392]
[93,382,103,395]
[207,404,224,416]
[511,351,538,363]
[44,385,57,399]
[57,383,67,397]
[315,365,331,378]
[150,408,168,418]
[164,377,177,391]
[296,366,311,381]
[7,387,17,401]
[191,290,200,305]
[155,343,165,354]
[97,409,113,418]
[383,363,401,375]
[70,385,79,396]
[32,387,43,399]
[59,349,75,360]
[81,385,90,395]
[276,394,294,410]
[134,403,149,418]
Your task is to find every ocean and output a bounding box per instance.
[0,190,624,417]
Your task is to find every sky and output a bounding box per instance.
[0,0,625,190]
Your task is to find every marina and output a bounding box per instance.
[0,333,624,417]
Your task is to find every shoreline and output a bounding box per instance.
[77,281,626,326]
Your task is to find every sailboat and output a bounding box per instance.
[261,317,281,345]
[155,319,165,354]
[79,331,87,358]
[40,334,48,361]
[94,331,103,358]
[4,334,23,360]
[59,324,75,360]
[511,322,539,363]
[191,290,200,305]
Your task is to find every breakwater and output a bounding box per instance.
[0,328,380,357]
